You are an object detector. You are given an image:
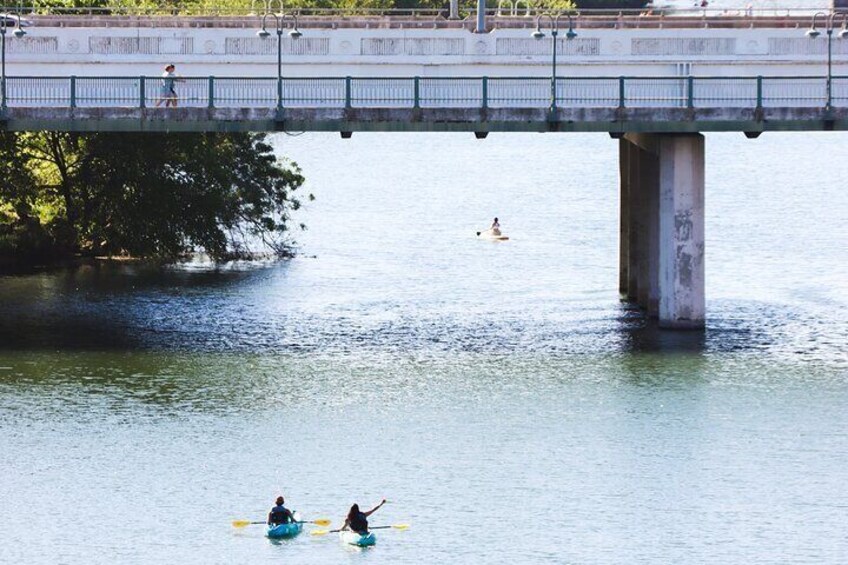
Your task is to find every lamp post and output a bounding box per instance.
[531,13,576,114]
[1,16,7,111]
[805,12,847,111]
[257,9,302,110]
[1,9,28,111]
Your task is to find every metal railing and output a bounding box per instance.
[1,75,844,111]
[0,3,839,19]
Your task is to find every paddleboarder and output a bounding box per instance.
[490,217,501,236]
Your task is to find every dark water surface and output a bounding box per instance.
[1,133,847,564]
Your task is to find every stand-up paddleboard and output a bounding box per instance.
[476,229,509,241]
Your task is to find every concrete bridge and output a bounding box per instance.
[2,13,847,77]
[3,13,846,329]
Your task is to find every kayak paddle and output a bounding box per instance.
[233,518,331,528]
[310,524,409,536]
[232,520,265,528]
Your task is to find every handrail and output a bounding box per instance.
[5,74,841,81]
[1,74,844,112]
[0,4,840,18]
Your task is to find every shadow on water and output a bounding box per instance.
[0,261,830,363]
[616,302,707,355]
[0,260,286,351]
[615,299,791,358]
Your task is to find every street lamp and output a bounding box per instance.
[531,13,576,114]
[2,8,29,110]
[257,10,302,110]
[805,12,847,110]
[1,17,7,111]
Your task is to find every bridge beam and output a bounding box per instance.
[620,133,705,329]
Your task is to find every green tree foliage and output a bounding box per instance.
[0,132,308,264]
[0,132,61,262]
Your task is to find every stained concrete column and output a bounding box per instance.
[619,133,704,328]
[618,138,630,296]
[626,144,641,301]
[658,133,705,329]
[644,152,660,317]
[633,149,649,310]
[620,138,659,313]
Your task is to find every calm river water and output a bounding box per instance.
[1,132,847,564]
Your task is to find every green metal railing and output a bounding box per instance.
[1,75,846,111]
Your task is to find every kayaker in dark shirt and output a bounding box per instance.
[342,499,386,535]
[268,496,295,525]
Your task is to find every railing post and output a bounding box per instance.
[139,76,145,109]
[756,75,763,109]
[413,76,420,109]
[618,76,625,108]
[550,76,557,113]
[482,76,488,109]
[345,76,351,109]
[687,75,694,109]
[208,76,214,109]
[69,76,76,109]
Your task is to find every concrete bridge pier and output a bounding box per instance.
[619,133,705,329]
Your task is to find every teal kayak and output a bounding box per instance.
[266,511,303,539]
[340,530,376,547]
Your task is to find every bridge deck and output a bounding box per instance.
[5,106,847,133]
[3,75,847,132]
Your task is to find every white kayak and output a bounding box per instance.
[340,530,377,547]
[477,229,509,241]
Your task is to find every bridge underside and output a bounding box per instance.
[3,107,848,134]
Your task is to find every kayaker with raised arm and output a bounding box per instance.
[268,496,295,526]
[341,499,386,535]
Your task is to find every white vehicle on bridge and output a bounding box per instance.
[0,14,33,27]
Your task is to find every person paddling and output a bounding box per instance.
[341,499,386,535]
[490,217,501,236]
[268,496,295,526]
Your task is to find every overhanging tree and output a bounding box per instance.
[0,132,309,262]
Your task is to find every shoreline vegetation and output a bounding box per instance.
[0,131,310,269]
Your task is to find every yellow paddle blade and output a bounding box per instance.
[232,520,254,528]
[310,529,330,536]
[393,524,410,530]
[312,519,332,527]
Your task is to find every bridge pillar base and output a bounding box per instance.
[620,133,705,330]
